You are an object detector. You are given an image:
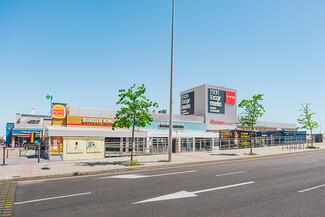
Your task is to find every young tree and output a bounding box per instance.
[297,103,319,147]
[112,84,158,162]
[237,94,265,154]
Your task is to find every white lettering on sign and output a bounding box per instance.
[181,93,189,99]
[210,95,221,101]
[210,101,222,107]
[210,89,219,95]
[82,118,103,123]
[103,119,114,124]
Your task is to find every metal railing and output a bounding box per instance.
[219,136,307,150]
[104,137,217,157]
[103,135,310,157]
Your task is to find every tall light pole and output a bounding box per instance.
[168,0,175,162]
[46,94,53,117]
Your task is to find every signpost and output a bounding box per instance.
[46,94,53,117]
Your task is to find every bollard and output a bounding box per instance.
[38,145,40,163]
[2,147,5,165]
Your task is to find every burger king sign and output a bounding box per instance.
[52,105,66,119]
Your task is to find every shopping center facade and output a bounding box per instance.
[6,84,297,161]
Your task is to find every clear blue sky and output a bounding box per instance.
[1,0,324,136]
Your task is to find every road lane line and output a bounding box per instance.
[192,181,255,194]
[14,192,92,205]
[98,170,197,179]
[149,170,197,177]
[302,160,319,164]
[17,150,325,184]
[298,184,325,193]
[215,171,247,177]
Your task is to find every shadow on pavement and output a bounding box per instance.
[76,161,126,167]
[26,155,38,159]
[210,153,239,156]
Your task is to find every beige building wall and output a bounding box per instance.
[62,138,105,161]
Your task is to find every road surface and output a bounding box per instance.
[10,151,325,217]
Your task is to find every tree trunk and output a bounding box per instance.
[310,128,314,147]
[250,126,253,154]
[131,124,135,162]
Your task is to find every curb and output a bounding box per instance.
[0,149,324,183]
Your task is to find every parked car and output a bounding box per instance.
[0,140,5,147]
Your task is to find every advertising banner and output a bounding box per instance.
[225,91,236,104]
[208,88,225,114]
[51,137,63,153]
[181,91,194,115]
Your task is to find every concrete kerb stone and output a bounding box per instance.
[0,148,323,184]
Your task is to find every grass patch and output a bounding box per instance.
[124,159,141,166]
[244,153,257,155]
[306,146,319,149]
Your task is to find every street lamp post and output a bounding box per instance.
[46,94,53,118]
[168,0,175,162]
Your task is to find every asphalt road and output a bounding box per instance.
[12,151,325,217]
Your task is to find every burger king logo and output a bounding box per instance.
[52,105,66,119]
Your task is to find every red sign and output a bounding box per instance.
[210,119,234,125]
[225,91,236,104]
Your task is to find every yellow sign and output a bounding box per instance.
[67,116,115,127]
[52,105,66,119]
[241,132,250,138]
[51,137,63,153]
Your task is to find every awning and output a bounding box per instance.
[46,125,147,138]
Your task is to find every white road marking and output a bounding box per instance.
[16,151,323,184]
[98,170,197,179]
[298,184,325,193]
[149,170,197,177]
[215,171,247,177]
[133,181,255,204]
[302,160,319,164]
[14,192,92,205]
[103,174,149,179]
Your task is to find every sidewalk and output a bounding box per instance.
[1,143,324,182]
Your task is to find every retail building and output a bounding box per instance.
[6,84,298,161]
[45,105,217,160]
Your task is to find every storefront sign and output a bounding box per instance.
[52,105,66,119]
[225,91,236,104]
[159,124,184,129]
[208,88,225,114]
[67,116,115,127]
[181,91,194,115]
[51,137,63,153]
[210,119,234,125]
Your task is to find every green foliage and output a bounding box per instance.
[237,94,265,154]
[297,103,318,147]
[124,159,140,166]
[244,153,257,155]
[112,84,158,130]
[237,94,265,127]
[113,84,158,161]
[306,145,319,149]
[297,103,319,131]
